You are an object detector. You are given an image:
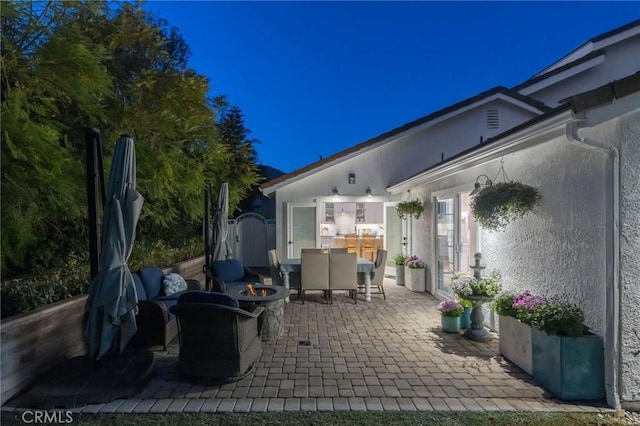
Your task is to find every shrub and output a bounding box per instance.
[393,254,408,266]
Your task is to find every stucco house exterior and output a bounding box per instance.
[261,20,640,409]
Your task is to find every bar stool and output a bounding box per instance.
[345,234,358,255]
[361,235,377,262]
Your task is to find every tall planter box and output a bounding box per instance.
[532,327,605,400]
[395,265,405,285]
[405,267,425,292]
[498,315,533,375]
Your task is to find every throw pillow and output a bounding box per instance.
[162,273,188,296]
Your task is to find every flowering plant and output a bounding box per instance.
[450,271,501,298]
[437,300,463,317]
[404,255,425,269]
[512,291,547,324]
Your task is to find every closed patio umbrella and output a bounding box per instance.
[84,135,144,361]
[212,182,232,261]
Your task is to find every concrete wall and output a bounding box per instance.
[619,109,640,405]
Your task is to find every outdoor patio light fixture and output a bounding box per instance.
[470,174,492,196]
[365,188,373,197]
[331,187,340,197]
[348,173,356,184]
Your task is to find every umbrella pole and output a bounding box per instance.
[85,128,103,280]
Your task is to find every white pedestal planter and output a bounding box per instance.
[405,267,425,292]
[498,315,533,375]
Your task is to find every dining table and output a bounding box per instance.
[279,257,375,302]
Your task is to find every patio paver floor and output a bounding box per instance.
[3,279,614,414]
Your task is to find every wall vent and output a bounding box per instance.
[487,109,499,129]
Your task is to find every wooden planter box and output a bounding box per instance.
[0,255,206,405]
[405,267,425,292]
[532,327,605,400]
[498,315,533,375]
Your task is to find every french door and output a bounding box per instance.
[286,203,317,258]
[384,202,409,275]
[435,193,478,296]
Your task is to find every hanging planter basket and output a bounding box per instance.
[396,199,424,220]
[470,181,541,231]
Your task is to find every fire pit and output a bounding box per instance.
[226,284,289,342]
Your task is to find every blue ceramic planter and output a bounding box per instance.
[441,316,460,333]
[532,327,605,400]
[460,307,472,329]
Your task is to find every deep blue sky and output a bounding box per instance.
[142,1,639,174]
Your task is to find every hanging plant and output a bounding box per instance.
[471,181,541,231]
[396,199,424,220]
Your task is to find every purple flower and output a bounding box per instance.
[512,291,547,311]
[437,300,463,313]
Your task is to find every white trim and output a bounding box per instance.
[520,54,605,96]
[262,94,547,195]
[387,110,574,194]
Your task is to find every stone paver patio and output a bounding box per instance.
[3,279,614,414]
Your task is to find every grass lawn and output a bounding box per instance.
[0,411,631,425]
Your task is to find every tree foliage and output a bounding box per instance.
[1,1,260,276]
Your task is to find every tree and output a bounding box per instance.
[1,1,260,276]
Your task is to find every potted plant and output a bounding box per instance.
[470,181,541,231]
[393,254,408,286]
[437,300,463,333]
[493,290,542,375]
[455,294,473,329]
[395,199,424,220]
[528,300,604,401]
[451,269,501,342]
[404,255,426,292]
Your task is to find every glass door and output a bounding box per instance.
[287,203,317,258]
[436,198,455,293]
[384,202,408,275]
[436,193,479,295]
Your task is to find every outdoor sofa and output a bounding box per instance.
[128,266,202,350]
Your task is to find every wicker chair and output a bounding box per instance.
[169,291,264,382]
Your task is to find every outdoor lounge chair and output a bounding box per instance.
[169,291,264,381]
[205,258,262,292]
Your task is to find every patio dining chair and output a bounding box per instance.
[268,249,282,286]
[329,252,358,304]
[301,251,329,304]
[358,248,387,300]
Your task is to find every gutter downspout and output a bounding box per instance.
[566,119,621,410]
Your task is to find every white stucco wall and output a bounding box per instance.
[412,135,608,336]
[619,108,640,404]
[270,99,539,258]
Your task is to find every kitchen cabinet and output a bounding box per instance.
[356,203,366,223]
[365,203,384,223]
[323,203,334,223]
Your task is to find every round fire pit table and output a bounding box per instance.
[226,284,289,343]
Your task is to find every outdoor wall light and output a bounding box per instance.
[331,187,340,196]
[365,187,373,197]
[470,174,492,196]
[348,173,356,184]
